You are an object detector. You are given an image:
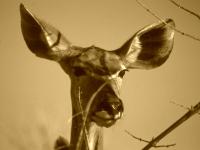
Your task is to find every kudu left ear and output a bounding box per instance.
[20,4,81,61]
[116,19,175,69]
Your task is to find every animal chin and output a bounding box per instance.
[91,110,122,128]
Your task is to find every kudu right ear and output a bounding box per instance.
[20,4,81,61]
[116,19,175,69]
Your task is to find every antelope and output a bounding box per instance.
[20,3,175,150]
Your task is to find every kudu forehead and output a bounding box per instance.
[71,46,126,76]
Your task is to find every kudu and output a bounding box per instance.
[20,3,175,150]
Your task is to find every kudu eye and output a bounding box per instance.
[73,67,86,76]
[118,69,128,78]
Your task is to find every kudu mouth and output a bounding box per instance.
[90,91,124,128]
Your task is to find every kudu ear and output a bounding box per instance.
[116,19,175,69]
[20,4,81,61]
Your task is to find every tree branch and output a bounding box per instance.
[170,101,200,115]
[142,101,200,150]
[135,0,200,42]
[76,83,107,150]
[125,130,176,148]
[169,0,200,20]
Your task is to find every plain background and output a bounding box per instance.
[0,0,200,149]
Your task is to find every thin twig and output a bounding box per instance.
[76,87,90,150]
[169,0,200,20]
[135,0,200,42]
[142,101,200,150]
[135,0,166,22]
[67,111,85,124]
[125,130,176,148]
[76,82,107,150]
[170,101,200,115]
[170,101,190,110]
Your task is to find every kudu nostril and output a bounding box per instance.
[98,98,124,117]
[111,101,124,113]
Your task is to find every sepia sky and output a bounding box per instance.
[0,0,200,150]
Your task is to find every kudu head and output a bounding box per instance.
[20,3,174,150]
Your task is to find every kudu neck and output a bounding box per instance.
[69,78,104,150]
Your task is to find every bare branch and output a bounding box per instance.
[170,101,190,111]
[135,0,165,22]
[142,101,200,150]
[125,130,150,143]
[173,28,200,42]
[125,130,176,148]
[169,0,200,20]
[135,0,200,42]
[76,87,90,150]
[67,112,85,124]
[170,101,200,115]
[76,83,107,150]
